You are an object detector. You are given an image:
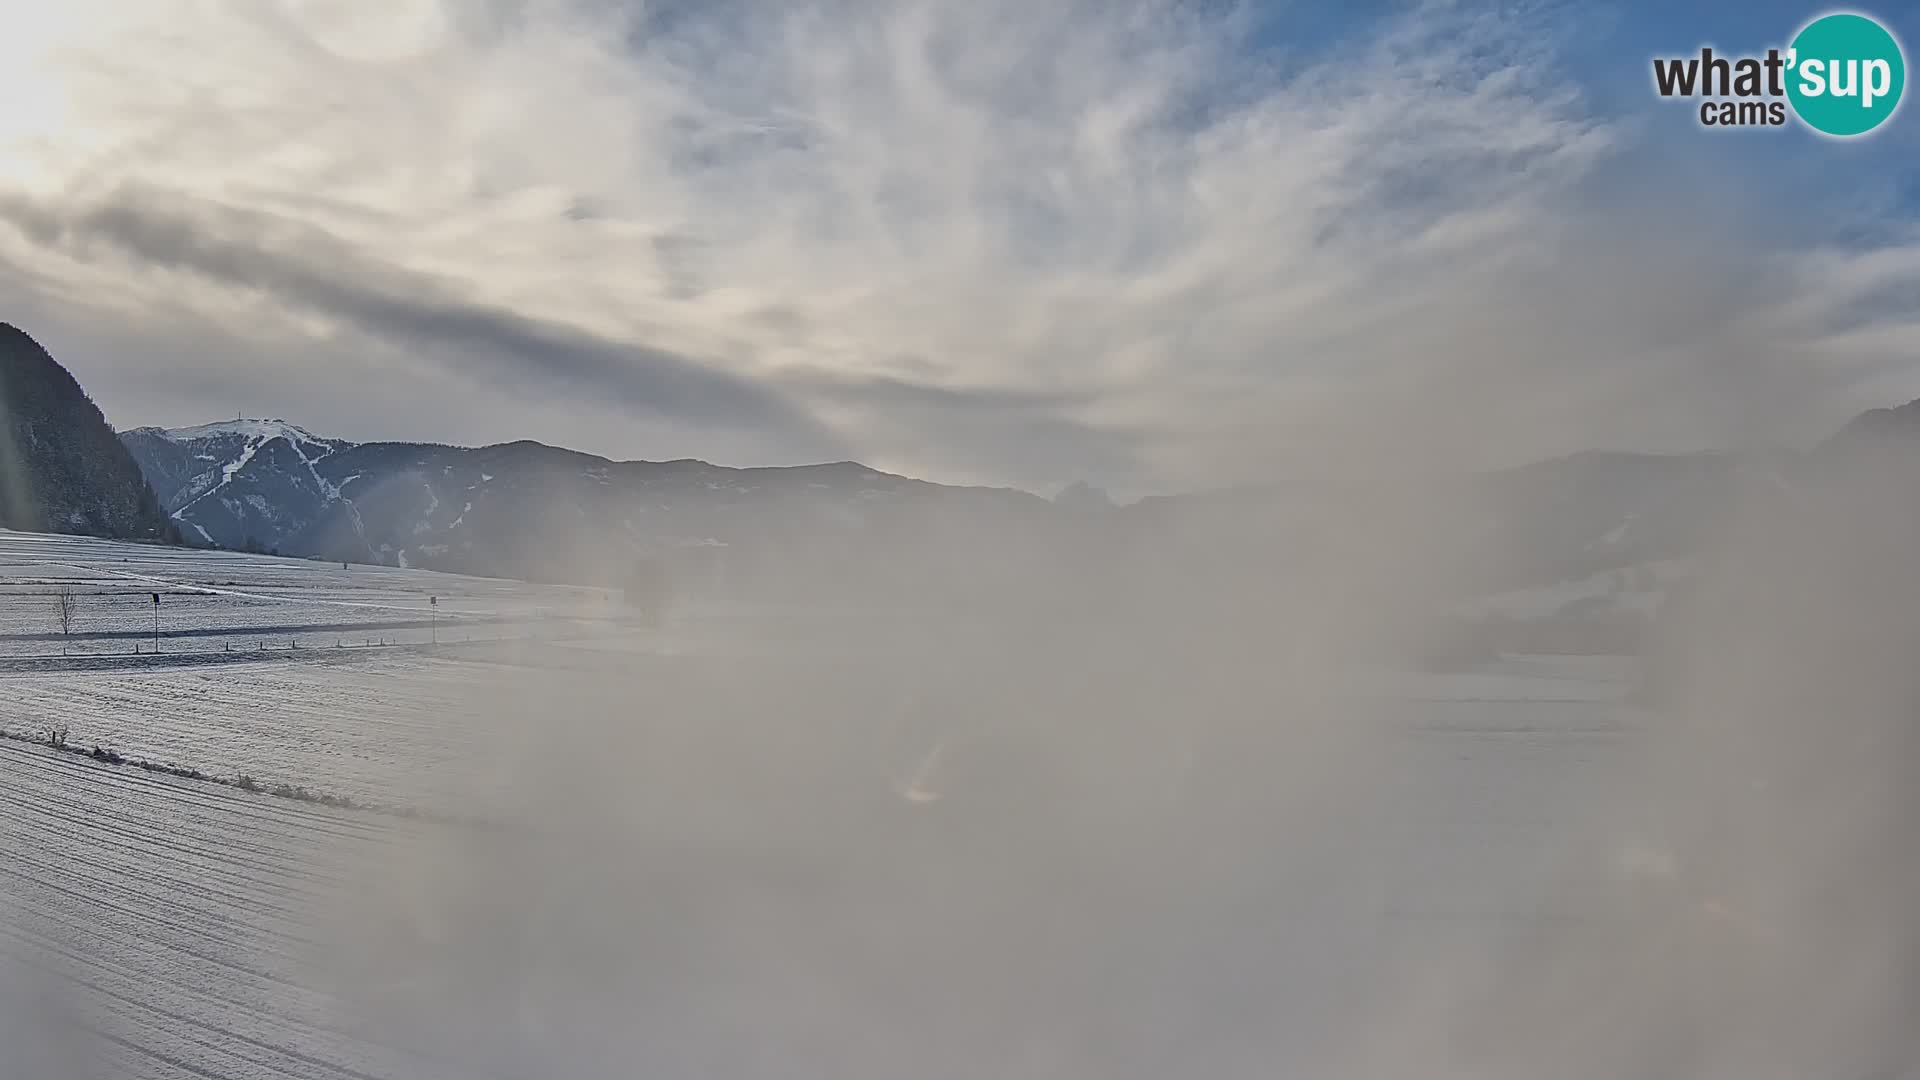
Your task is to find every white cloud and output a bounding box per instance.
[0,0,1914,491]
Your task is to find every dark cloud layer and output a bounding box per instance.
[0,188,841,455]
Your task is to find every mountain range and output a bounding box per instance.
[118,418,1056,598]
[116,413,1735,605]
[6,319,1917,634]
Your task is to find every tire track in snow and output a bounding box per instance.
[0,744,493,1080]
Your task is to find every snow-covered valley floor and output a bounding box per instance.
[0,530,1683,1078]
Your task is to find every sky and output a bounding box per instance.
[0,0,1917,495]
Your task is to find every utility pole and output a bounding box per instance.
[150,592,161,653]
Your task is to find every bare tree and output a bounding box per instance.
[54,590,75,636]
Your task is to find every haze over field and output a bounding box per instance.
[2,1,1920,1078]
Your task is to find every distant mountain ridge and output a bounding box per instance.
[0,323,172,541]
[115,387,1920,618]
[12,297,1920,622]
[120,411,1734,607]
[121,420,1053,592]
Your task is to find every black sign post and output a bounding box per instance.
[429,595,438,646]
[150,592,161,653]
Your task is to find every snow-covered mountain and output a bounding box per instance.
[116,417,1771,628]
[120,421,1055,595]
[1052,480,1117,512]
[120,420,353,550]
[1467,450,1736,589]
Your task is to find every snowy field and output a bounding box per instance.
[0,656,546,811]
[0,740,445,1079]
[0,529,1668,1077]
[0,530,637,657]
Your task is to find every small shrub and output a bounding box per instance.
[233,774,258,792]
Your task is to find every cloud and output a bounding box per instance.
[0,186,838,451]
[0,0,1914,490]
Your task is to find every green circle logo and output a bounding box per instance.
[1787,13,1906,136]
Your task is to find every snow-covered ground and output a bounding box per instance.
[0,530,637,656]
[0,739,464,1079]
[1459,559,1689,622]
[0,529,1669,1077]
[0,655,538,810]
